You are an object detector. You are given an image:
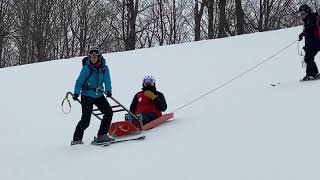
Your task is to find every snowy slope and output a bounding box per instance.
[1,26,320,180]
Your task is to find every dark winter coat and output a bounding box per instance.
[130,86,167,118]
[74,57,112,98]
[302,12,320,50]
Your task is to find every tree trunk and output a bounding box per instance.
[0,38,3,68]
[218,0,227,38]
[79,0,89,56]
[172,0,177,43]
[235,0,244,35]
[258,0,264,32]
[123,0,138,50]
[207,0,214,39]
[157,0,164,46]
[194,0,205,41]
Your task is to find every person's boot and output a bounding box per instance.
[301,75,314,81]
[131,113,143,129]
[71,140,84,146]
[94,134,114,143]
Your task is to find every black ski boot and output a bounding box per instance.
[92,134,114,145]
[301,75,314,81]
[71,140,84,146]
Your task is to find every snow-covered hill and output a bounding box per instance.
[1,26,320,180]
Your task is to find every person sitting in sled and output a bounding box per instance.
[129,75,167,126]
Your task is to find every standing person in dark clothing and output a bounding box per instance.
[71,47,114,146]
[298,4,320,81]
[129,75,167,125]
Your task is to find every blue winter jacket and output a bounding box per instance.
[74,57,112,98]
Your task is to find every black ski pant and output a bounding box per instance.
[73,95,113,141]
[128,112,159,127]
[305,48,319,77]
[140,112,159,125]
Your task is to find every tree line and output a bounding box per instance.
[0,0,319,68]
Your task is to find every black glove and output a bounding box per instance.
[72,93,79,100]
[299,33,304,41]
[106,91,112,97]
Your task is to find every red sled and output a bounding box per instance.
[109,113,174,137]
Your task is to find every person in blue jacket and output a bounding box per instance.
[71,47,114,145]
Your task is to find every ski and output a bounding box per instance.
[300,78,320,82]
[270,83,280,86]
[91,135,146,147]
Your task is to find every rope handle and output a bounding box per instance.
[61,92,75,114]
[297,41,306,68]
[297,41,304,57]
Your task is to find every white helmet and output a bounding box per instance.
[142,75,156,86]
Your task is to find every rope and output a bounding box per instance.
[173,40,298,113]
[297,41,304,56]
[61,92,73,114]
[297,41,306,68]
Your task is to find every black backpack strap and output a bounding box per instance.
[82,57,92,85]
[85,67,93,84]
[82,57,89,66]
[82,65,94,91]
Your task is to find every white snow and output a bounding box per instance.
[1,26,320,180]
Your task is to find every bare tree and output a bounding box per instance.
[57,0,73,58]
[244,0,297,32]
[156,0,165,45]
[218,0,227,37]
[194,0,206,41]
[0,0,14,67]
[13,0,32,64]
[235,0,244,35]
[207,0,214,39]
[1,0,314,68]
[121,0,139,50]
[169,0,178,43]
[31,0,56,62]
[77,0,91,55]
